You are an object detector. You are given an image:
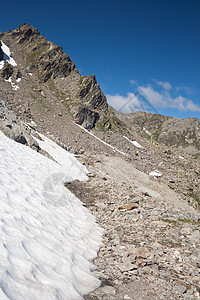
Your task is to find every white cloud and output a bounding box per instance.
[155,80,172,90]
[138,86,166,107]
[106,93,143,113]
[185,99,200,112]
[138,85,200,112]
[107,78,200,115]
[130,79,137,85]
[176,86,194,95]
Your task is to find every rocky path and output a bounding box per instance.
[67,154,200,300]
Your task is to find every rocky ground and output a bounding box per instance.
[66,154,200,299]
[1,100,200,299]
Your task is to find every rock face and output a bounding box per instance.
[75,107,100,130]
[0,100,40,152]
[79,75,108,110]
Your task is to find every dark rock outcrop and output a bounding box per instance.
[75,107,99,130]
[39,46,76,82]
[0,102,41,151]
[16,71,22,80]
[79,75,108,110]
[2,63,14,80]
[16,24,40,43]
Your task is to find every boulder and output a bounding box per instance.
[75,107,99,130]
[2,63,14,80]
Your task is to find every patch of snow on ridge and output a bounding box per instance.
[0,131,102,299]
[4,77,19,91]
[123,136,143,149]
[0,60,4,69]
[143,127,152,136]
[1,41,17,66]
[149,170,162,177]
[11,81,19,91]
[74,122,126,156]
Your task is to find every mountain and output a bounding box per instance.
[0,23,199,207]
[0,24,123,131]
[115,110,200,155]
[0,24,200,299]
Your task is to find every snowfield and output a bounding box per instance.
[123,136,143,149]
[1,41,17,66]
[0,131,103,299]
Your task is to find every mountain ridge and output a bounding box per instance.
[0,24,199,148]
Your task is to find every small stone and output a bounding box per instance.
[173,285,187,294]
[96,285,116,296]
[116,262,137,272]
[124,295,133,300]
[180,227,192,236]
[136,249,150,259]
[118,203,139,210]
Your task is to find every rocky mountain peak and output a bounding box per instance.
[0,24,116,130]
[12,23,40,41]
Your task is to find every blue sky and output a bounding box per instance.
[1,0,200,119]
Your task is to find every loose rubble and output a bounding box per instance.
[67,154,200,300]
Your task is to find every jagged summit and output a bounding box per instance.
[0,24,116,130]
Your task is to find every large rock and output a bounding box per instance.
[75,107,99,130]
[2,63,14,80]
[79,75,108,110]
[0,103,41,151]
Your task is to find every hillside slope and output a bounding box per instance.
[114,110,200,155]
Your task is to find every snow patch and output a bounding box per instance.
[123,136,143,148]
[0,60,4,69]
[33,132,88,181]
[149,170,162,177]
[16,77,21,83]
[0,131,102,299]
[1,41,17,66]
[11,81,19,91]
[4,77,19,91]
[143,127,152,136]
[74,122,126,156]
[179,156,184,160]
[4,78,12,83]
